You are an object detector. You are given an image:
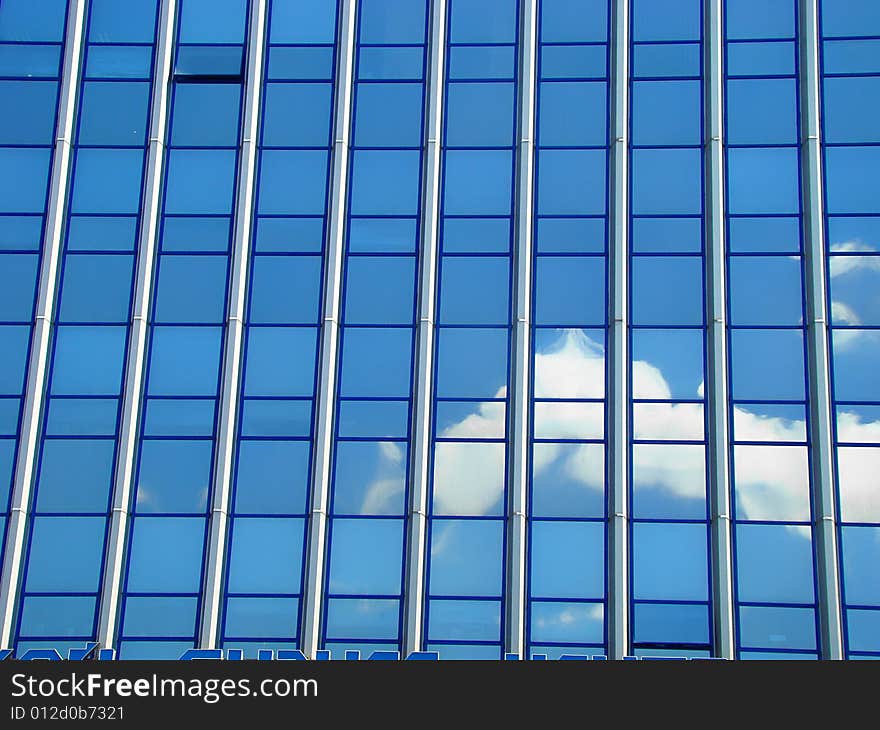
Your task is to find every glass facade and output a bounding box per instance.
[0,0,876,661]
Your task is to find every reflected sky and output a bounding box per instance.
[347,328,880,528]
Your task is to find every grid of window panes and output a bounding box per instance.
[218,0,339,659]
[628,0,712,659]
[724,0,819,660]
[819,0,880,661]
[14,0,160,657]
[422,0,519,661]
[0,0,69,583]
[115,0,248,660]
[526,0,609,660]
[319,0,428,658]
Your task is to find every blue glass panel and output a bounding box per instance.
[243,327,317,396]
[25,517,106,592]
[171,84,242,145]
[78,81,150,145]
[344,256,415,325]
[86,46,153,78]
[447,82,515,147]
[142,398,214,438]
[439,257,509,325]
[269,0,337,44]
[0,254,38,320]
[632,149,702,216]
[340,328,412,398]
[45,398,118,437]
[0,81,58,144]
[540,0,608,43]
[36,439,114,512]
[71,149,145,215]
[89,0,158,43]
[633,523,708,601]
[739,606,817,651]
[258,150,329,215]
[263,84,332,147]
[429,520,503,596]
[227,518,305,593]
[51,327,127,396]
[736,524,815,604]
[154,255,227,324]
[325,598,399,640]
[124,596,198,637]
[334,441,407,516]
[359,0,426,44]
[537,149,606,216]
[147,327,222,396]
[350,150,421,216]
[165,149,237,215]
[126,517,205,592]
[531,521,604,599]
[19,596,96,637]
[449,0,516,44]
[0,0,67,42]
[58,254,133,322]
[0,149,51,214]
[225,597,299,638]
[328,518,404,595]
[356,83,424,147]
[234,440,310,514]
[444,150,512,216]
[633,602,709,645]
[428,600,501,642]
[531,601,604,644]
[136,440,213,513]
[436,328,508,399]
[178,0,247,44]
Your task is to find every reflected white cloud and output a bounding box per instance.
[829,242,880,277]
[358,329,880,531]
[360,441,405,514]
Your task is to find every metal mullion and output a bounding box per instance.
[197,0,268,649]
[0,0,87,648]
[300,0,358,659]
[96,0,177,650]
[798,0,844,660]
[504,0,538,660]
[704,0,735,659]
[607,0,630,661]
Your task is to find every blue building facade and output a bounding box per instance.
[0,0,877,660]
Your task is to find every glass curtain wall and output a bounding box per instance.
[725,0,819,660]
[819,0,880,660]
[424,0,520,660]
[628,0,712,658]
[0,0,70,593]
[526,0,609,660]
[218,0,339,659]
[116,0,248,659]
[321,0,429,657]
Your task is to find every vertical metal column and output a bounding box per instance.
[0,0,86,648]
[402,0,447,657]
[504,0,538,659]
[607,0,630,661]
[704,0,735,660]
[198,0,267,649]
[96,0,177,649]
[300,0,357,659]
[798,0,843,660]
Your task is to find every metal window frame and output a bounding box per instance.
[197,0,268,649]
[300,0,358,659]
[402,0,448,657]
[0,0,88,649]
